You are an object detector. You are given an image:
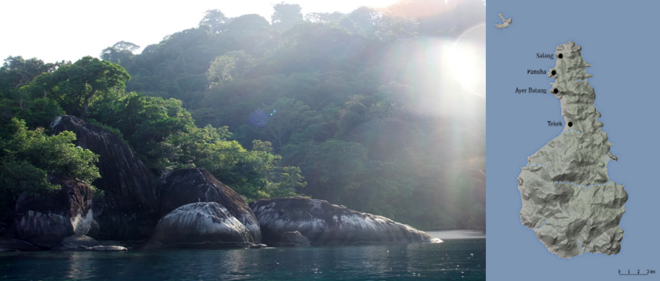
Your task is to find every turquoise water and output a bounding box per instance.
[0,239,484,280]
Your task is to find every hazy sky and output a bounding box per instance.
[0,0,398,64]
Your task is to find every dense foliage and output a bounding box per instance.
[0,0,485,231]
[0,118,101,222]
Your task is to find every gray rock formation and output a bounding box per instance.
[51,115,158,241]
[273,231,311,247]
[78,245,128,251]
[146,202,254,249]
[53,235,100,250]
[0,239,41,252]
[250,198,437,246]
[158,168,261,243]
[14,174,94,249]
[87,219,100,237]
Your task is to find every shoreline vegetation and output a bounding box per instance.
[0,1,485,251]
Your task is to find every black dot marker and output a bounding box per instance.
[558,53,563,59]
[553,88,559,94]
[551,70,557,76]
[568,122,573,127]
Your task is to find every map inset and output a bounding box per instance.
[517,41,628,259]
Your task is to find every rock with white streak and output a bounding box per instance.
[146,202,254,249]
[14,174,94,249]
[78,245,128,251]
[250,198,439,246]
[157,168,261,243]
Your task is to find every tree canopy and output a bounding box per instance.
[22,56,130,118]
[0,0,486,231]
[199,9,229,34]
[271,3,304,31]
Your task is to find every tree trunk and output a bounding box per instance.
[80,90,96,119]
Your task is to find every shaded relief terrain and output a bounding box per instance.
[517,41,627,259]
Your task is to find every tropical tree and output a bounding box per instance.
[271,2,304,31]
[262,98,314,149]
[375,15,419,41]
[304,12,346,24]
[0,56,64,92]
[0,118,101,222]
[100,41,140,64]
[207,51,254,89]
[199,9,229,34]
[24,56,130,118]
[340,6,382,35]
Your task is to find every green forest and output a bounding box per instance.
[0,0,485,231]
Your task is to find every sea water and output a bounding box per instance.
[0,233,484,280]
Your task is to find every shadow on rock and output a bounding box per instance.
[51,115,159,241]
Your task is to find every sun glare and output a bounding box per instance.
[448,23,485,98]
[389,26,484,121]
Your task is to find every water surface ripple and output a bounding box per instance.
[0,239,485,280]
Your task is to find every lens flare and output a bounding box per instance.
[447,23,485,98]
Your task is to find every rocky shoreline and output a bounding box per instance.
[0,115,437,252]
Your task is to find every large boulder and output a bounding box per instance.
[273,231,311,247]
[51,115,158,240]
[250,198,438,246]
[14,174,94,249]
[146,202,254,249]
[78,245,128,251]
[53,235,101,250]
[54,235,128,251]
[0,239,42,252]
[158,168,261,243]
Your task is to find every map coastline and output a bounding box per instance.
[517,41,627,259]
